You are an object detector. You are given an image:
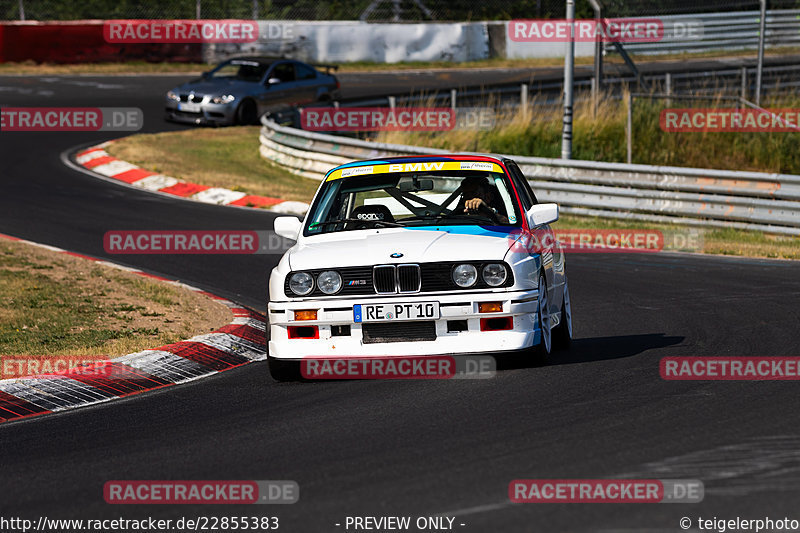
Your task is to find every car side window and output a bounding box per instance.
[506,161,537,208]
[271,63,296,83]
[296,64,317,80]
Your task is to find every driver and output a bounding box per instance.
[457,176,509,223]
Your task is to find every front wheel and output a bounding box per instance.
[235,99,258,125]
[531,273,552,365]
[552,280,573,349]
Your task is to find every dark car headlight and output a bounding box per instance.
[452,264,478,288]
[289,272,314,296]
[211,94,235,104]
[317,271,342,295]
[482,263,508,287]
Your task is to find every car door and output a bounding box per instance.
[255,62,298,113]
[506,160,564,309]
[293,62,326,104]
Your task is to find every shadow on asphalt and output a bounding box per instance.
[495,333,684,370]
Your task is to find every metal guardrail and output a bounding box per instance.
[259,117,800,235]
[617,9,800,55]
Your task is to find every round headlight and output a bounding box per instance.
[452,264,478,288]
[166,90,179,101]
[289,272,314,296]
[317,270,342,295]
[482,263,507,287]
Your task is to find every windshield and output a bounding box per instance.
[304,169,522,236]
[209,60,269,82]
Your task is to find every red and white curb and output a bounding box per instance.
[0,232,267,425]
[74,142,309,215]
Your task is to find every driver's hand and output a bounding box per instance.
[464,198,485,212]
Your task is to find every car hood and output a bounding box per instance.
[172,78,254,96]
[288,227,517,271]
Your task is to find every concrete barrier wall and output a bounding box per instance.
[206,21,491,63]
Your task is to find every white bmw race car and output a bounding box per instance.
[267,155,572,380]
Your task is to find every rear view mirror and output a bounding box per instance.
[398,177,434,192]
[527,203,559,227]
[274,217,302,240]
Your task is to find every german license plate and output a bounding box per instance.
[178,102,202,113]
[354,302,439,323]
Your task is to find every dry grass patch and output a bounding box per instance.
[0,239,232,357]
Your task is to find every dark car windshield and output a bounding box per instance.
[209,60,270,82]
[305,170,522,236]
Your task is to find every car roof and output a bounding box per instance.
[325,154,507,179]
[223,56,297,66]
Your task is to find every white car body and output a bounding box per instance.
[267,155,571,367]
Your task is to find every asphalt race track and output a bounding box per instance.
[1,73,800,532]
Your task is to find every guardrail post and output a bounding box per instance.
[741,67,748,100]
[665,73,671,106]
[521,84,529,119]
[561,0,575,160]
[756,0,766,105]
[451,89,457,110]
[626,92,633,164]
[388,96,396,110]
[588,0,603,117]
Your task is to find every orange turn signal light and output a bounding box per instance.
[294,310,318,321]
[478,302,503,313]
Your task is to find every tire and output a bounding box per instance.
[268,356,300,382]
[235,99,258,125]
[552,279,573,350]
[530,273,553,365]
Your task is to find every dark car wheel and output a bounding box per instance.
[553,279,573,349]
[531,273,553,365]
[235,99,258,125]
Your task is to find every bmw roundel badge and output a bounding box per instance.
[390,252,404,258]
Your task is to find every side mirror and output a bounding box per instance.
[274,217,302,240]
[527,203,559,227]
[267,77,281,85]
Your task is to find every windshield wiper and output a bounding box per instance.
[401,213,496,224]
[309,218,405,229]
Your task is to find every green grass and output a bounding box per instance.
[378,91,800,174]
[107,126,321,202]
[0,241,231,357]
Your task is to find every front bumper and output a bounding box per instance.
[267,290,542,360]
[164,100,236,126]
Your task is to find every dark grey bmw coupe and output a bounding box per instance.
[165,56,341,126]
